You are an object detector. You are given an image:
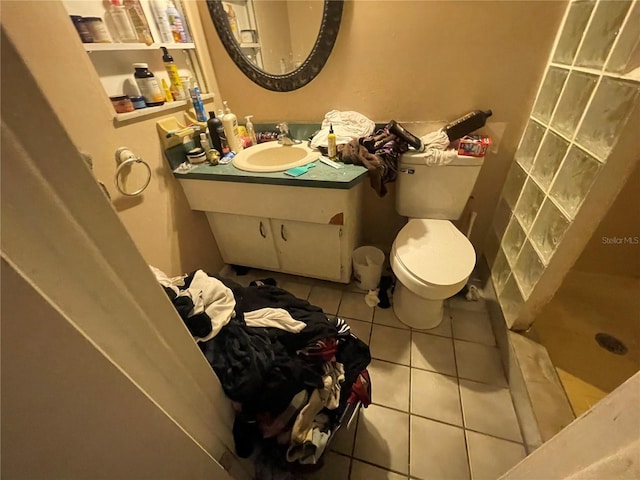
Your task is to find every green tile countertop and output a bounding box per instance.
[173,159,368,189]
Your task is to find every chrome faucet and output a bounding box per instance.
[277,122,301,146]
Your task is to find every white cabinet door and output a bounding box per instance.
[272,219,342,280]
[206,213,279,270]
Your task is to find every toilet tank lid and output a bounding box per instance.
[401,151,484,166]
[394,219,476,286]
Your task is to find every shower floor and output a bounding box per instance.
[530,270,640,416]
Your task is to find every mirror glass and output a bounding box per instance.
[221,0,324,75]
[208,0,343,92]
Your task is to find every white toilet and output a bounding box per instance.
[391,151,484,329]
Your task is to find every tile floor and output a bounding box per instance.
[224,268,527,479]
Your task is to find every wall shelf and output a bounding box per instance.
[84,42,195,52]
[114,93,214,125]
[240,42,260,49]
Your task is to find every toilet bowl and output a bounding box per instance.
[391,218,475,329]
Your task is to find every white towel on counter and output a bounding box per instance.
[244,307,306,333]
[310,110,375,148]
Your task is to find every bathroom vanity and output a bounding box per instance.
[174,160,367,283]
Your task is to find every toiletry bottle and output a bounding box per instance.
[160,47,186,100]
[166,0,188,43]
[388,120,424,151]
[222,101,243,152]
[124,0,154,45]
[150,0,174,43]
[224,4,241,43]
[161,78,173,102]
[245,115,257,146]
[207,111,227,155]
[188,80,207,122]
[444,109,493,142]
[109,0,137,43]
[133,63,164,106]
[199,133,217,163]
[327,123,337,160]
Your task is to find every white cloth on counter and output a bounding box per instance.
[184,270,236,342]
[149,265,186,295]
[310,110,375,148]
[244,307,306,333]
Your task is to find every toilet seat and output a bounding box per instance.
[391,219,475,297]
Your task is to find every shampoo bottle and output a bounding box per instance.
[150,0,174,43]
[188,80,207,122]
[444,109,493,141]
[207,111,228,155]
[327,123,337,160]
[160,47,185,100]
[222,101,243,152]
[245,115,257,146]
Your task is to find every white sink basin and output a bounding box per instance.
[232,141,320,173]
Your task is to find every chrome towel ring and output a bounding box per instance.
[114,147,151,197]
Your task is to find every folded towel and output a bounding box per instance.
[310,110,375,148]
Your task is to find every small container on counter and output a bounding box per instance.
[70,16,94,43]
[109,95,135,113]
[84,17,112,43]
[130,95,147,109]
[186,147,207,164]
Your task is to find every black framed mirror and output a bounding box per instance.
[206,0,343,92]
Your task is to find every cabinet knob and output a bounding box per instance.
[259,221,266,238]
[280,224,287,241]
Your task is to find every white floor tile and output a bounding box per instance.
[449,295,489,313]
[466,431,526,480]
[278,279,312,300]
[410,415,469,480]
[373,308,409,329]
[330,411,358,456]
[459,379,523,442]
[411,306,453,338]
[308,285,343,315]
[411,332,457,376]
[369,360,410,411]
[306,451,351,480]
[455,340,507,387]
[345,318,372,344]
[451,309,496,346]
[354,404,409,474]
[339,292,375,322]
[370,325,411,366]
[350,460,408,480]
[411,369,462,427]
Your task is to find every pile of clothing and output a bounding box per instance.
[151,267,372,466]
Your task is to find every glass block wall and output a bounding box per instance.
[489,0,640,327]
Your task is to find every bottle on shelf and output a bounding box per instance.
[123,0,154,45]
[444,109,493,142]
[224,4,241,43]
[150,0,174,44]
[188,80,207,122]
[166,0,188,43]
[221,101,243,152]
[160,47,186,100]
[161,78,173,102]
[109,0,137,43]
[208,111,228,155]
[132,63,165,107]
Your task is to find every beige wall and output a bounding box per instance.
[1,0,223,277]
[198,0,567,253]
[254,0,292,73]
[287,0,324,67]
[573,163,640,278]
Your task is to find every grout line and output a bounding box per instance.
[408,325,413,478]
[348,456,410,479]
[450,317,472,478]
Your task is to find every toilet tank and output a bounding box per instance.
[396,152,484,219]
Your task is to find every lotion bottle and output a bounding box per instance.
[245,115,257,146]
[327,123,337,160]
[222,101,243,152]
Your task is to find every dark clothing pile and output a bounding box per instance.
[339,124,410,197]
[170,273,373,467]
